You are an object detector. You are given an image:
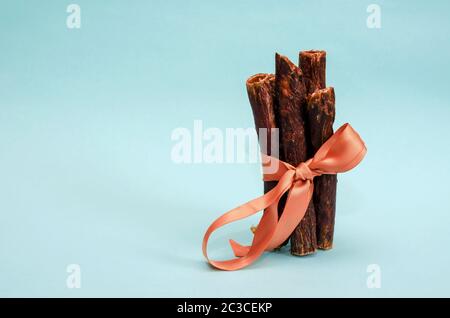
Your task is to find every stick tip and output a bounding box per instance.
[246,73,274,89]
[310,86,334,97]
[300,50,327,58]
[307,87,336,113]
[275,53,298,74]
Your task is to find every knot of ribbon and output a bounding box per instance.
[202,123,367,271]
[294,160,316,182]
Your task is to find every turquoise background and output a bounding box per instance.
[1,0,450,297]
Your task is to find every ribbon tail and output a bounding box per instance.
[230,181,314,256]
[202,170,295,271]
[229,202,279,257]
[229,239,250,257]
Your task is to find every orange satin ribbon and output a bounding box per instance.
[202,123,367,271]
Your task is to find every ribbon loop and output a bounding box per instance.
[202,123,366,271]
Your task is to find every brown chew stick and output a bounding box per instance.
[300,50,337,250]
[246,74,279,206]
[306,87,337,249]
[274,53,317,256]
[299,50,326,94]
[246,74,284,226]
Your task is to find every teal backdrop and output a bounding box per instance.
[1,0,450,297]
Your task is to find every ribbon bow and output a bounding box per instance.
[202,123,367,271]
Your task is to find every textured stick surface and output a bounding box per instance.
[306,87,337,249]
[246,74,280,215]
[299,50,326,95]
[275,53,317,256]
[300,50,338,250]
